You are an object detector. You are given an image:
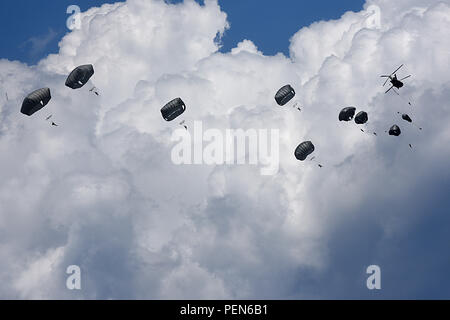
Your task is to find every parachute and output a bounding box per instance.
[161,98,186,121]
[295,141,315,161]
[339,107,356,121]
[354,111,368,124]
[65,64,95,89]
[388,125,401,136]
[21,88,51,116]
[275,85,295,106]
[401,114,412,123]
[399,113,422,130]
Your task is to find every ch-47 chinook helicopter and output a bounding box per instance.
[381,64,411,94]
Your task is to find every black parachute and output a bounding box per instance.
[339,107,356,121]
[388,125,401,136]
[354,111,368,124]
[161,98,186,121]
[275,85,295,106]
[21,88,51,116]
[295,141,315,161]
[400,113,422,130]
[65,64,95,89]
[401,114,412,123]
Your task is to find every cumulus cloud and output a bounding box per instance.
[1,0,450,299]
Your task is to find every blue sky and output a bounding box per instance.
[1,0,364,64]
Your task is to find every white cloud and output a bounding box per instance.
[1,0,450,299]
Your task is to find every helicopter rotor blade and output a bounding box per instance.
[392,88,400,96]
[383,77,390,87]
[391,64,404,76]
[399,75,411,81]
[385,85,394,94]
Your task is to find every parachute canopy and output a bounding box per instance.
[161,98,186,121]
[339,107,356,121]
[295,141,315,161]
[389,125,401,136]
[65,64,95,89]
[21,88,51,116]
[354,111,368,125]
[402,114,412,123]
[275,85,295,106]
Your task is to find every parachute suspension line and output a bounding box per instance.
[309,157,323,168]
[44,114,58,127]
[393,88,413,107]
[359,127,370,136]
[292,100,303,112]
[89,85,100,96]
[358,125,377,137]
[88,78,99,96]
[179,119,188,130]
[368,124,378,136]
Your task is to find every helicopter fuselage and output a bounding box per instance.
[382,65,411,94]
[391,78,404,89]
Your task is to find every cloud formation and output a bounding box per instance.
[1,0,450,299]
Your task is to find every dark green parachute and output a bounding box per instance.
[354,111,368,124]
[401,114,412,123]
[65,64,95,89]
[339,107,356,121]
[295,141,315,161]
[161,98,186,121]
[275,85,295,106]
[21,88,51,116]
[389,125,401,136]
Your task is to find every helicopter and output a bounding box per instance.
[381,64,411,94]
